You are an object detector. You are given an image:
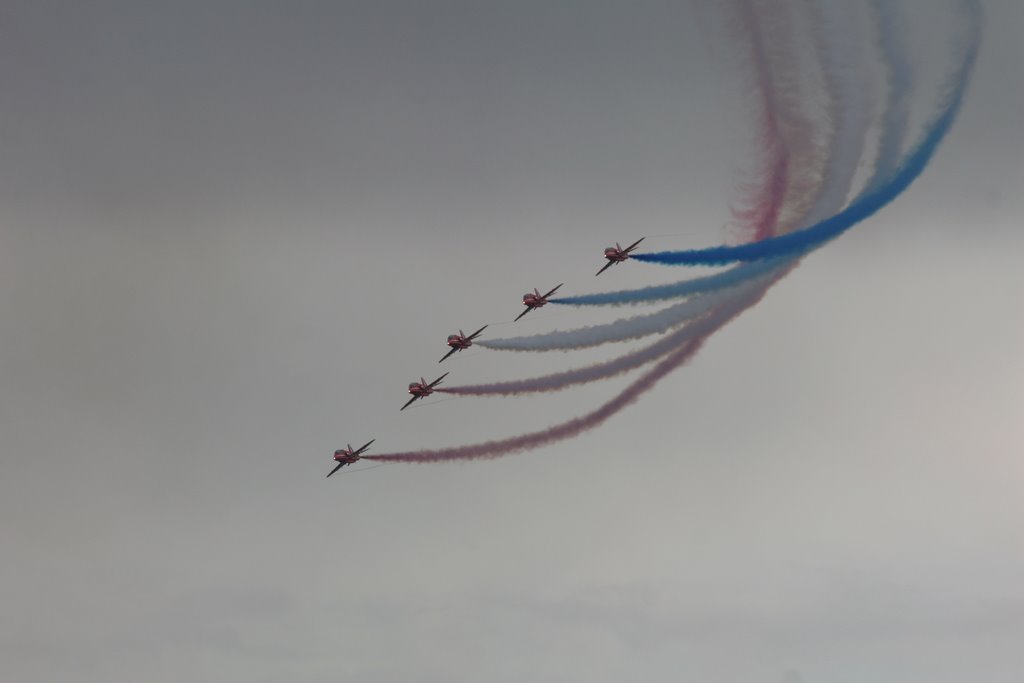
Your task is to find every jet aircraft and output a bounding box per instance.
[514,283,563,322]
[596,237,645,276]
[326,439,375,478]
[439,325,488,363]
[401,372,449,410]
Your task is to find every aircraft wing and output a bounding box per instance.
[514,307,531,322]
[625,236,645,252]
[469,325,488,339]
[429,372,449,387]
[326,462,345,478]
[543,283,563,298]
[439,347,458,363]
[400,395,418,411]
[595,260,615,276]
[355,439,375,455]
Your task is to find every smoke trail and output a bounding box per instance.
[553,77,878,311]
[354,2,980,468]
[520,1,819,330]
[797,0,874,228]
[601,12,978,270]
[867,0,913,191]
[629,6,978,267]
[506,1,823,351]
[550,0,889,316]
[367,259,798,463]
[479,270,778,352]
[745,0,831,236]
[540,0,854,389]
[727,0,790,242]
[548,7,873,311]
[553,253,799,307]
[439,287,767,396]
[364,338,710,464]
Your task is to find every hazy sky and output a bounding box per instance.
[2,2,1023,682]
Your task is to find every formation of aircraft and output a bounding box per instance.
[401,372,449,411]
[596,237,645,276]
[514,283,563,322]
[326,439,375,477]
[330,239,646,474]
[439,325,488,363]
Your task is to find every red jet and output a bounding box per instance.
[595,237,645,276]
[401,372,449,411]
[439,325,488,363]
[514,283,563,322]
[326,439,375,478]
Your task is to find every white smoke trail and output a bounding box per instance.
[799,0,875,226]
[440,286,768,396]
[362,0,981,466]
[867,0,914,191]
[479,269,779,352]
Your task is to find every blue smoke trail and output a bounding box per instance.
[626,13,977,268]
[480,268,779,351]
[553,253,799,307]
[555,6,978,308]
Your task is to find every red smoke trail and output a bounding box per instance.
[363,274,795,464]
[434,282,771,396]
[363,338,706,464]
[729,0,789,242]
[355,3,843,466]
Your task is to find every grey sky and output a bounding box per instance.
[2,1,1022,681]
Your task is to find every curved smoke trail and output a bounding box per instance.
[475,0,936,381]
[727,0,790,242]
[552,254,799,307]
[798,0,874,228]
[350,1,979,467]
[438,286,766,396]
[625,20,978,268]
[365,337,712,464]
[487,0,870,345]
[450,1,827,379]
[867,0,914,190]
[743,0,830,237]
[478,269,778,352]
[368,267,795,461]
[565,12,978,292]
